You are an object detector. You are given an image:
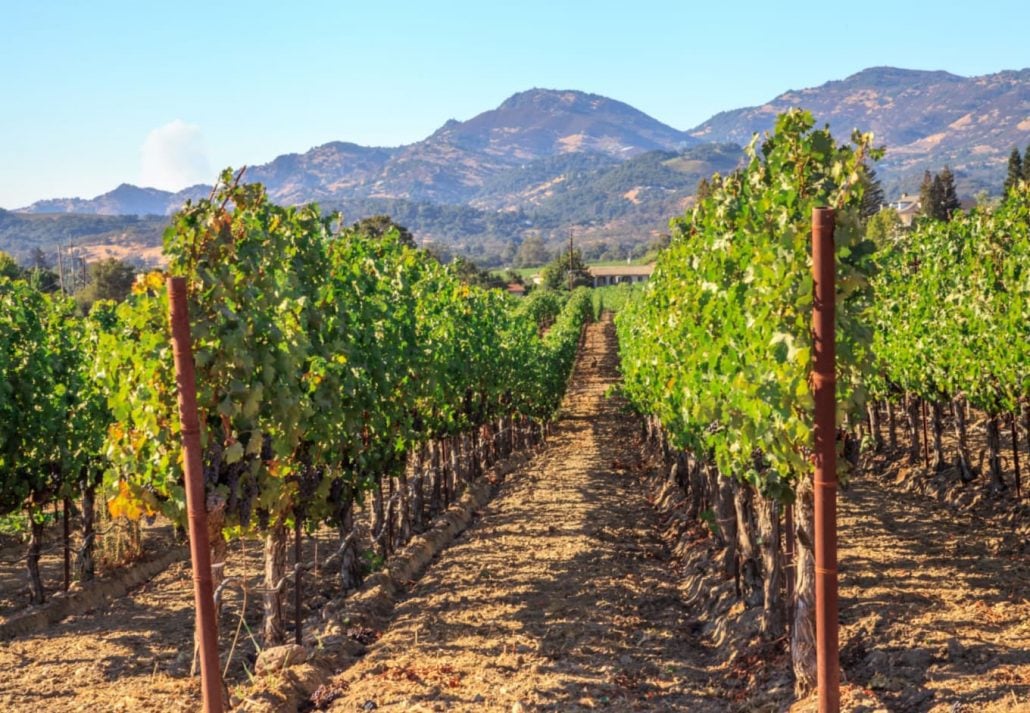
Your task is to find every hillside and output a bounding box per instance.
[690,66,1030,194]
[9,68,1030,264]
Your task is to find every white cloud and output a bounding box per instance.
[139,119,211,190]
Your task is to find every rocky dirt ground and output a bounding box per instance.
[838,478,1029,712]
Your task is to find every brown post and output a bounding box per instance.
[167,276,224,713]
[63,498,70,591]
[811,208,839,712]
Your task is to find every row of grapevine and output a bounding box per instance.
[615,108,1029,697]
[0,281,109,602]
[866,188,1029,492]
[1,172,591,648]
[615,110,878,695]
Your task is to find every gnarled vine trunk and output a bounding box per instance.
[953,397,976,482]
[79,481,96,582]
[886,399,898,450]
[712,473,736,579]
[263,522,288,646]
[905,393,922,464]
[336,496,361,591]
[985,415,1006,492]
[792,479,816,697]
[757,496,784,639]
[27,517,46,605]
[930,400,946,471]
[867,401,883,452]
[733,484,762,608]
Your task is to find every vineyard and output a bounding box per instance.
[0,111,1027,712]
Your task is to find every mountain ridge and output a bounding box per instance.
[9,67,1030,264]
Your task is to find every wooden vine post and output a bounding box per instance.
[167,276,224,713]
[811,207,839,712]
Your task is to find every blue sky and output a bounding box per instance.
[2,0,1028,208]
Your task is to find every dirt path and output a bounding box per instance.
[839,477,1030,712]
[323,316,727,712]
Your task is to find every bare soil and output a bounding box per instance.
[838,478,1029,712]
[319,316,729,712]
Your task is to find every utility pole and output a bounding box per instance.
[56,245,65,294]
[568,227,574,291]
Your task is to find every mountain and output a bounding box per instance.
[24,183,210,216]
[689,66,1030,194]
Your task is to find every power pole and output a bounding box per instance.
[56,245,65,294]
[568,228,574,291]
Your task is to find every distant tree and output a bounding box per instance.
[1024,144,1030,182]
[695,177,712,203]
[937,166,961,220]
[75,258,136,312]
[514,234,550,267]
[919,167,960,222]
[859,163,885,220]
[541,248,592,290]
[866,207,903,244]
[919,170,938,220]
[29,247,50,270]
[0,250,22,279]
[1004,148,1024,194]
[503,270,525,286]
[25,268,60,293]
[450,256,506,290]
[350,215,416,248]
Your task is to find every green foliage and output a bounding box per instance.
[0,279,91,518]
[1004,148,1024,195]
[869,186,1030,414]
[866,207,904,245]
[920,167,961,222]
[75,258,137,312]
[591,283,640,319]
[96,170,590,539]
[540,248,592,290]
[349,215,416,248]
[616,109,878,499]
[0,251,21,280]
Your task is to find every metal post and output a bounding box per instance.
[811,208,839,713]
[167,276,224,713]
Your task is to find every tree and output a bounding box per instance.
[450,256,506,290]
[920,167,960,222]
[919,170,938,220]
[0,251,21,280]
[695,177,712,203]
[1004,148,1024,195]
[1024,144,1030,182]
[938,166,961,220]
[29,247,50,270]
[866,207,903,244]
[74,258,136,312]
[859,163,885,220]
[541,248,592,290]
[350,215,416,248]
[514,234,550,267]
